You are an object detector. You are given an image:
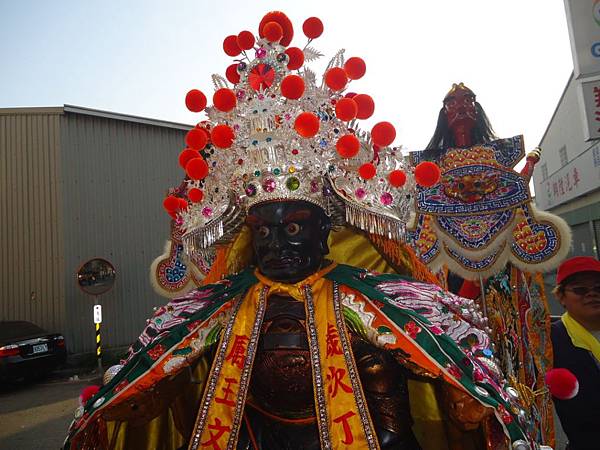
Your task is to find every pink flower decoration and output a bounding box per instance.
[404,321,422,339]
[498,405,513,424]
[446,364,462,379]
[429,325,444,335]
[472,367,485,382]
[147,343,166,360]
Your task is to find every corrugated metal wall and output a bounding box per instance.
[0,110,66,333]
[60,111,186,353]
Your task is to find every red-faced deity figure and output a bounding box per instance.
[443,83,477,148]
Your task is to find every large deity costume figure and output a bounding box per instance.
[409,84,572,446]
[411,83,570,280]
[65,14,547,450]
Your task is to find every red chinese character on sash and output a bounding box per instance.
[333,411,356,444]
[225,334,249,369]
[214,377,238,407]
[326,323,343,357]
[594,86,600,107]
[201,417,231,450]
[326,366,353,398]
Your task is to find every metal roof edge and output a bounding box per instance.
[63,105,193,130]
[538,71,574,147]
[0,106,65,115]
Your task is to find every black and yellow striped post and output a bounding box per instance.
[76,259,115,377]
[93,302,103,374]
[95,322,102,372]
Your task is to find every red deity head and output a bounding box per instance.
[423,83,497,158]
[443,83,477,132]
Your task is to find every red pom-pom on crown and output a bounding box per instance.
[358,163,377,180]
[335,98,358,121]
[223,35,241,57]
[213,88,237,112]
[225,64,241,84]
[185,89,207,113]
[211,124,235,149]
[354,94,375,120]
[185,128,208,151]
[371,122,396,147]
[236,31,255,50]
[303,17,323,39]
[259,12,294,47]
[188,188,204,203]
[336,134,360,158]
[344,57,366,80]
[324,67,348,91]
[388,169,407,188]
[163,195,179,212]
[177,198,188,211]
[178,148,200,169]
[285,47,304,70]
[294,112,320,138]
[186,158,209,180]
[280,75,305,100]
[263,21,283,42]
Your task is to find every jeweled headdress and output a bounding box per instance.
[162,12,440,256]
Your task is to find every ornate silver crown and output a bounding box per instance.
[165,12,438,256]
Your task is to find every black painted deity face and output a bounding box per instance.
[246,201,331,283]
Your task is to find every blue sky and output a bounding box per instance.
[0,0,573,151]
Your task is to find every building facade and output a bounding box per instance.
[0,106,189,353]
[533,73,600,313]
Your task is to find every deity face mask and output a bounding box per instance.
[444,84,477,131]
[247,201,331,283]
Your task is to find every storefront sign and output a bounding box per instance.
[535,141,600,209]
[564,0,600,78]
[579,77,600,140]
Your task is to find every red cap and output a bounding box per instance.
[556,256,600,285]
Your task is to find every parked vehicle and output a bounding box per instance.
[0,321,67,381]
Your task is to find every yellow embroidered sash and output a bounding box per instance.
[188,264,379,449]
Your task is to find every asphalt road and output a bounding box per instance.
[0,374,98,450]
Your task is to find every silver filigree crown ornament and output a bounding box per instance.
[162,12,441,255]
